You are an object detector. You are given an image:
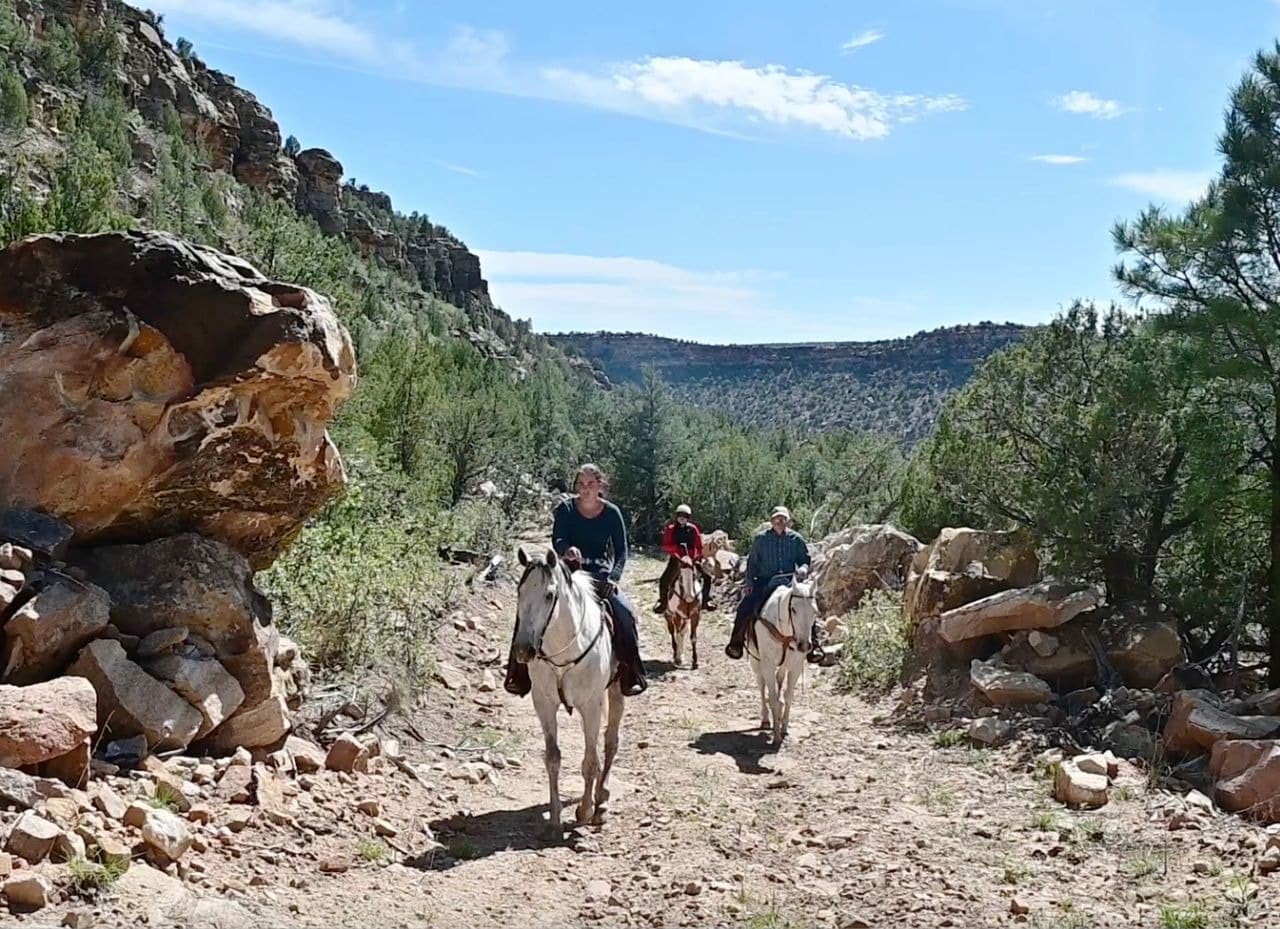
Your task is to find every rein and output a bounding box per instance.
[518,562,607,670]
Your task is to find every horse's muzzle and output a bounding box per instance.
[514,643,536,664]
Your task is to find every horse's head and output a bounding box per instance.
[786,580,818,653]
[674,559,699,603]
[514,546,568,663]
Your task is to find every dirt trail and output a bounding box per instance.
[91,553,1277,929]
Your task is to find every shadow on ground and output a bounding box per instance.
[413,804,595,870]
[689,728,778,775]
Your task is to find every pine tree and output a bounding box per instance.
[1115,43,1280,683]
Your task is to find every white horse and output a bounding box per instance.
[748,574,817,746]
[514,546,625,833]
[664,558,702,669]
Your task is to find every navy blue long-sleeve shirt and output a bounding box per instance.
[745,527,811,586]
[552,498,629,582]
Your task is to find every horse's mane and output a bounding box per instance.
[521,552,601,611]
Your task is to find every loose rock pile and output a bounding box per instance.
[0,231,355,882]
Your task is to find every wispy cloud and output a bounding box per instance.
[434,160,480,177]
[149,2,963,142]
[1030,153,1086,165]
[146,0,380,61]
[1052,90,1130,120]
[476,250,780,330]
[841,29,886,53]
[1110,170,1214,202]
[541,56,965,140]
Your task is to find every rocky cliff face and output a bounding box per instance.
[551,323,1031,442]
[10,0,494,313]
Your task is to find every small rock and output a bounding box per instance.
[1054,759,1109,809]
[357,800,380,817]
[319,855,352,873]
[137,626,190,657]
[225,809,253,833]
[285,736,326,774]
[684,880,703,896]
[123,802,150,829]
[1028,631,1058,658]
[434,663,468,691]
[478,670,497,693]
[1010,896,1030,916]
[63,909,95,929]
[55,828,86,862]
[142,809,191,862]
[1075,753,1112,778]
[5,811,60,863]
[215,764,252,803]
[1185,790,1215,814]
[1258,848,1280,874]
[3,872,52,908]
[373,819,397,838]
[325,734,368,774]
[187,805,213,825]
[585,879,611,901]
[969,717,1013,746]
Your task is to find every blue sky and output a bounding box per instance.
[147,0,1279,343]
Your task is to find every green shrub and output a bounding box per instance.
[835,588,907,694]
[0,62,28,129]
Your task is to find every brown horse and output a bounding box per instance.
[664,558,703,669]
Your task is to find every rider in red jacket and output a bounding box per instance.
[653,504,715,614]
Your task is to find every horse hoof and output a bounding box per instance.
[592,808,609,826]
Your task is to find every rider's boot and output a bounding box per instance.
[619,658,648,697]
[502,619,531,696]
[724,613,746,660]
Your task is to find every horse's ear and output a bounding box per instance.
[517,547,529,567]
[795,565,810,582]
[546,547,558,566]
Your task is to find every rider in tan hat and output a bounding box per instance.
[725,504,815,660]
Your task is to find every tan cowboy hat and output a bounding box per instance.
[675,504,692,516]
[770,505,791,521]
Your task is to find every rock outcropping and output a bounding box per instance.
[0,230,355,568]
[0,231,349,769]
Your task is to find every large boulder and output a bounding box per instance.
[2,574,111,684]
[810,525,922,616]
[939,582,1100,643]
[0,230,356,569]
[1105,617,1182,689]
[1164,690,1280,757]
[205,694,289,751]
[1210,739,1280,823]
[904,528,1039,624]
[0,677,96,767]
[67,639,203,751]
[71,535,278,708]
[970,657,1052,706]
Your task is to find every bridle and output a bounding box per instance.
[517,561,605,669]
[754,584,813,664]
[670,561,701,613]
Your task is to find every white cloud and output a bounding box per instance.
[841,29,885,53]
[146,0,380,61]
[476,250,778,330]
[1110,170,1214,202]
[434,160,480,177]
[541,56,965,140]
[148,5,963,142]
[1052,90,1129,120]
[1030,154,1086,165]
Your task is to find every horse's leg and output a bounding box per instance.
[752,648,769,731]
[668,613,679,667]
[691,609,700,670]
[765,656,784,745]
[575,698,602,825]
[594,682,625,825]
[781,662,800,740]
[533,690,562,833]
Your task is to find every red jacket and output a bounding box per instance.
[662,521,704,560]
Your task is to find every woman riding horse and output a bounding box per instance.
[504,463,649,698]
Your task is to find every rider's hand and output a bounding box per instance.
[603,580,618,597]
[564,546,583,566]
